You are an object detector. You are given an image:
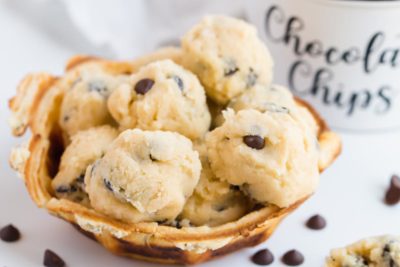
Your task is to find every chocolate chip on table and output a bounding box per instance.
[306,214,327,230]
[281,250,304,266]
[385,174,400,205]
[243,135,265,150]
[0,224,21,242]
[172,75,184,90]
[134,78,155,95]
[251,249,274,265]
[43,249,66,267]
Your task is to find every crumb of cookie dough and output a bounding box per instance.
[52,125,118,205]
[181,15,273,105]
[107,60,211,140]
[228,84,319,134]
[59,63,130,137]
[180,142,253,226]
[206,109,319,208]
[326,236,400,267]
[85,129,201,223]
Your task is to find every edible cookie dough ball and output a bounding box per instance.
[206,109,319,208]
[52,125,118,205]
[108,60,211,140]
[59,64,129,137]
[182,15,273,104]
[180,142,252,226]
[85,129,201,223]
[228,84,319,134]
[326,236,400,267]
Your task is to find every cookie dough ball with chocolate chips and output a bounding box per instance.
[59,64,130,137]
[206,109,319,208]
[228,84,319,134]
[85,129,201,223]
[182,15,273,104]
[52,125,118,205]
[180,142,253,226]
[108,60,211,140]
[326,236,400,267]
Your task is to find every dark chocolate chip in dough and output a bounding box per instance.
[0,224,21,242]
[306,214,327,230]
[385,175,400,205]
[281,250,304,266]
[224,58,239,77]
[172,75,184,91]
[55,186,70,194]
[246,68,258,87]
[243,135,265,150]
[135,78,155,95]
[43,249,66,267]
[251,249,274,265]
[88,81,108,96]
[103,178,113,192]
[76,174,85,184]
[230,185,241,191]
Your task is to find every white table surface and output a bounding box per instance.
[0,2,399,267]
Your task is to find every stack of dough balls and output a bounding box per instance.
[52,15,320,227]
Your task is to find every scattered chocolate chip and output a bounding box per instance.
[63,116,69,122]
[224,59,239,76]
[306,214,326,230]
[0,224,21,242]
[172,75,184,90]
[103,178,113,192]
[43,249,66,267]
[251,249,274,265]
[149,154,158,162]
[246,68,258,87]
[230,185,241,191]
[135,78,154,95]
[76,174,85,184]
[88,81,108,96]
[281,250,304,266]
[243,135,265,150]
[382,243,396,266]
[385,174,400,205]
[55,186,70,194]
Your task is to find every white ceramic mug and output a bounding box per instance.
[247,0,400,132]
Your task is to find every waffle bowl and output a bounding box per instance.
[8,54,342,265]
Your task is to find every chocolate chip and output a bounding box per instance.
[224,59,239,76]
[76,174,85,184]
[0,224,21,242]
[246,68,258,87]
[88,81,108,96]
[43,249,66,267]
[55,186,70,194]
[103,178,113,192]
[385,174,400,205]
[134,78,154,95]
[230,185,241,191]
[243,135,265,150]
[172,75,184,90]
[306,214,326,230]
[251,249,274,265]
[281,250,304,266]
[382,243,396,266]
[63,115,69,122]
[149,154,158,161]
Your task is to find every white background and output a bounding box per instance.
[0,1,399,267]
